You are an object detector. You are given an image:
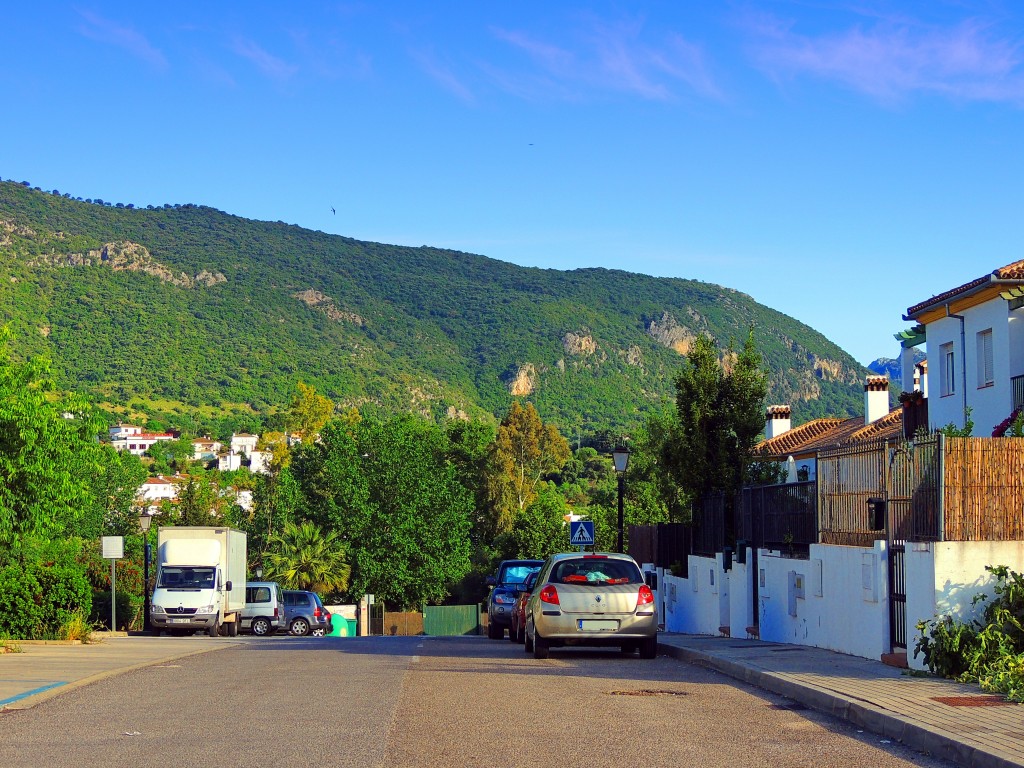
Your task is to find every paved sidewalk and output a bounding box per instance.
[0,634,233,711]
[658,633,1023,768]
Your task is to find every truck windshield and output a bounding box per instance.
[158,566,216,589]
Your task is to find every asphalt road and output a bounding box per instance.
[0,634,956,768]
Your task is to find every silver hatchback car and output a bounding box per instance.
[525,552,657,659]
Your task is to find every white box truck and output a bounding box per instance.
[150,526,247,637]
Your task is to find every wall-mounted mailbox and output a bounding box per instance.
[723,547,733,572]
[867,497,886,530]
[735,540,747,564]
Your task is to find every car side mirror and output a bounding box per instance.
[485,576,496,587]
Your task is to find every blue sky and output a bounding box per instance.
[3,2,1023,366]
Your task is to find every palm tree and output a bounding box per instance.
[262,520,351,597]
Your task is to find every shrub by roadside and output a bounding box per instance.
[915,565,1024,702]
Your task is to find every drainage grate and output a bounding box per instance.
[609,689,688,697]
[931,696,1011,707]
[769,702,808,711]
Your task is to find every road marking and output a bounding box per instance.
[411,655,420,663]
[0,681,67,708]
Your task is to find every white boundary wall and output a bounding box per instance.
[905,541,1024,671]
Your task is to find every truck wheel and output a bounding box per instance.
[227,617,240,637]
[208,620,220,638]
[251,618,271,636]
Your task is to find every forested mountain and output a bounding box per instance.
[0,180,870,434]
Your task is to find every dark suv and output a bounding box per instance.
[486,559,543,639]
[282,590,331,637]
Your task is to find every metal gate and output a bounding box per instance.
[423,604,481,636]
[884,438,940,651]
[367,602,385,636]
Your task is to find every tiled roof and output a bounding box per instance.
[753,409,903,459]
[906,259,1024,317]
[997,259,1024,279]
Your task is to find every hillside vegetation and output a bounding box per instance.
[0,180,868,433]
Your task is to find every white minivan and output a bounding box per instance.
[242,581,285,636]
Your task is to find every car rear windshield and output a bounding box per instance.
[499,563,541,585]
[551,558,642,586]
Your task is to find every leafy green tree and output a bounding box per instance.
[262,520,351,598]
[0,329,107,551]
[294,414,472,608]
[146,437,195,474]
[89,445,149,537]
[235,464,301,566]
[287,381,334,439]
[666,329,768,532]
[485,402,571,536]
[495,484,571,560]
[160,472,224,526]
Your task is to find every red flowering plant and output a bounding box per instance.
[992,408,1024,438]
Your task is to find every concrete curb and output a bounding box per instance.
[658,641,1023,768]
[1,642,240,712]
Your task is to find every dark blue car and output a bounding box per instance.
[486,559,543,639]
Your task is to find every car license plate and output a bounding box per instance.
[169,618,191,624]
[578,619,618,631]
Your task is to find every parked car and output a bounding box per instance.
[524,552,657,659]
[283,590,331,636]
[486,559,543,639]
[242,581,285,636]
[509,571,539,644]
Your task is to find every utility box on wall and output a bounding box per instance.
[867,497,886,531]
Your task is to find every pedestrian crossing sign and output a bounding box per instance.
[569,520,595,547]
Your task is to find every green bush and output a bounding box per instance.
[915,565,1024,702]
[89,590,134,631]
[0,546,93,639]
[0,565,45,638]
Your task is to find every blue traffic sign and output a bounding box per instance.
[569,520,595,547]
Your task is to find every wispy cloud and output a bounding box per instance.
[76,10,168,70]
[747,12,1024,105]
[490,16,723,103]
[412,49,475,103]
[230,36,299,82]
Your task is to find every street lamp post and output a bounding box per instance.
[612,445,630,554]
[139,511,153,633]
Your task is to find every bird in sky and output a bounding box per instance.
[331,206,336,215]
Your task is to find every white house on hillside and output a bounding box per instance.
[110,426,175,456]
[230,433,258,457]
[192,438,223,461]
[899,259,1024,435]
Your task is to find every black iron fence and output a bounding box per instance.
[739,481,816,554]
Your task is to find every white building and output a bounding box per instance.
[230,433,258,457]
[218,451,242,472]
[138,475,182,502]
[111,430,175,456]
[192,438,223,461]
[900,259,1024,436]
[249,450,272,475]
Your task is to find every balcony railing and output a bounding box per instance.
[1013,374,1024,412]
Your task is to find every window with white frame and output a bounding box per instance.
[940,342,955,396]
[977,329,994,387]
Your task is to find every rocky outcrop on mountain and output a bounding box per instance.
[646,312,696,355]
[624,345,643,367]
[506,363,538,396]
[26,239,226,289]
[292,289,365,325]
[562,331,596,356]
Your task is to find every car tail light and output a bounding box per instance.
[274,607,279,617]
[539,585,560,605]
[314,606,322,618]
[583,554,608,559]
[637,585,655,606]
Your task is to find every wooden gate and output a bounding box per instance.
[423,604,481,636]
